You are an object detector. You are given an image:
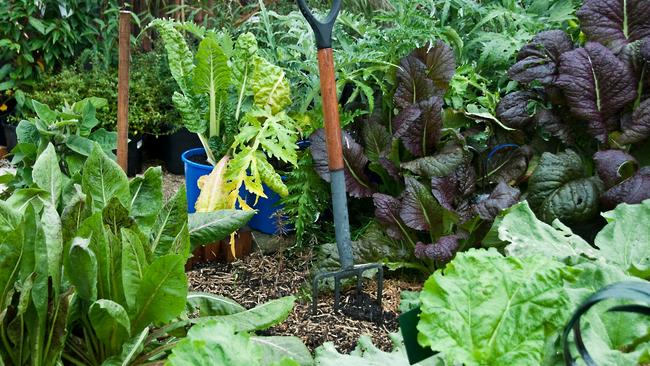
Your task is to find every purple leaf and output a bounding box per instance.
[394,55,435,109]
[509,30,574,85]
[430,175,456,211]
[399,177,444,236]
[413,41,456,95]
[474,182,521,221]
[496,91,537,129]
[601,167,650,209]
[486,145,531,185]
[535,108,574,145]
[642,38,650,62]
[372,193,404,240]
[414,235,462,263]
[556,42,637,142]
[362,120,392,163]
[394,96,444,157]
[379,156,400,181]
[577,0,650,53]
[309,129,374,198]
[593,149,638,188]
[401,144,466,177]
[619,98,650,144]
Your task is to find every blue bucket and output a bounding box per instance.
[247,179,291,235]
[182,148,213,213]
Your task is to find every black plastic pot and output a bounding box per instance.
[127,138,144,177]
[161,127,202,175]
[0,98,17,147]
[2,122,17,151]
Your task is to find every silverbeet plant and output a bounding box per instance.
[310,42,522,272]
[0,143,310,366]
[151,20,299,210]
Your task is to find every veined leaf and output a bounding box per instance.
[150,186,189,257]
[121,228,147,313]
[82,144,130,212]
[89,299,131,356]
[150,20,195,94]
[185,292,245,316]
[251,56,291,114]
[577,0,650,53]
[66,237,97,301]
[32,143,62,206]
[195,156,230,212]
[132,254,187,332]
[188,209,254,251]
[194,296,295,332]
[129,167,163,235]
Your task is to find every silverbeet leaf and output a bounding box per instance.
[593,150,638,189]
[310,129,374,198]
[556,42,637,142]
[528,150,603,223]
[577,0,650,53]
[509,30,573,85]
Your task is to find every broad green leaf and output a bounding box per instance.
[251,56,291,113]
[527,150,603,223]
[252,336,313,366]
[0,200,21,235]
[172,92,206,134]
[61,187,89,246]
[44,288,74,363]
[492,201,600,261]
[401,145,465,177]
[132,254,187,332]
[65,135,95,156]
[78,100,99,135]
[129,167,163,235]
[40,203,63,293]
[88,128,118,152]
[89,299,131,356]
[0,229,23,309]
[121,228,147,313]
[150,20,195,94]
[6,188,48,212]
[16,120,39,144]
[66,237,97,301]
[193,34,231,138]
[32,143,62,206]
[102,197,135,237]
[417,249,570,366]
[150,186,188,257]
[76,213,111,300]
[166,322,262,366]
[185,292,245,316]
[195,296,295,332]
[82,144,130,212]
[188,210,254,251]
[32,100,57,122]
[595,200,650,278]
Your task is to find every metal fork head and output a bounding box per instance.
[311,263,384,317]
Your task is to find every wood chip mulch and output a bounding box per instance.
[186,250,422,353]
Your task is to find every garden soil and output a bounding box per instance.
[187,251,422,353]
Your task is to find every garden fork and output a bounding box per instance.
[296,0,384,315]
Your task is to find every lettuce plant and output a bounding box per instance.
[0,143,257,365]
[415,200,650,366]
[151,20,299,209]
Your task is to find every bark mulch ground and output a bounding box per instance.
[187,250,422,353]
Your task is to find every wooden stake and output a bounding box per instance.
[117,10,131,173]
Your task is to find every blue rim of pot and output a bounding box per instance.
[182,147,213,169]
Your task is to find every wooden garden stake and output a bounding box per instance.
[117,10,131,173]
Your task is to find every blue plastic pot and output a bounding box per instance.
[182,148,213,213]
[247,179,291,235]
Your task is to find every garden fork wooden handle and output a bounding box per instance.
[297,0,354,269]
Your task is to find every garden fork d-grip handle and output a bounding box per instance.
[297,0,354,269]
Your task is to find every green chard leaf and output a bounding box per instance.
[417,249,570,366]
[82,144,130,212]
